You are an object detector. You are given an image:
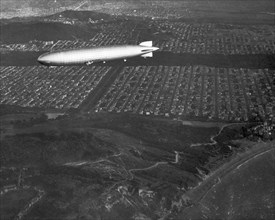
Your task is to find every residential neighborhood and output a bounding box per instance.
[2,22,274,55]
[0,66,111,109]
[96,65,274,121]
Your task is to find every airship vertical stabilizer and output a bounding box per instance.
[141,52,153,57]
[139,41,153,47]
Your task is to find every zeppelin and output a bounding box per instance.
[37,41,159,66]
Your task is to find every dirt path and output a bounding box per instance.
[190,122,256,147]
[15,186,45,220]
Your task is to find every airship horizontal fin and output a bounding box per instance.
[139,41,152,47]
[141,52,153,57]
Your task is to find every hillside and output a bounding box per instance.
[0,21,98,44]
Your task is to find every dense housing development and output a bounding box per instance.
[1,22,274,55]
[95,65,274,121]
[1,65,274,122]
[0,66,111,109]
[0,7,274,122]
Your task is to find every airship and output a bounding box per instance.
[37,41,159,66]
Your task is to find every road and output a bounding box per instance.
[128,161,168,180]
[180,142,274,214]
[190,122,258,147]
[78,65,123,112]
[15,186,45,220]
[74,1,87,10]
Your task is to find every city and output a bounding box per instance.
[1,21,274,55]
[0,66,111,109]
[1,64,274,122]
[0,1,275,220]
[95,65,274,121]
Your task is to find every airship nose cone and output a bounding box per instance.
[37,53,51,65]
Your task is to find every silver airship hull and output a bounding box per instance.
[37,41,159,66]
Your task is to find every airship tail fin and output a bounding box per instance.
[139,41,152,47]
[141,52,153,57]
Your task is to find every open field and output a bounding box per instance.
[0,188,37,220]
[0,114,219,219]
[0,111,273,219]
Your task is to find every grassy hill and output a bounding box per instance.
[0,21,98,44]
